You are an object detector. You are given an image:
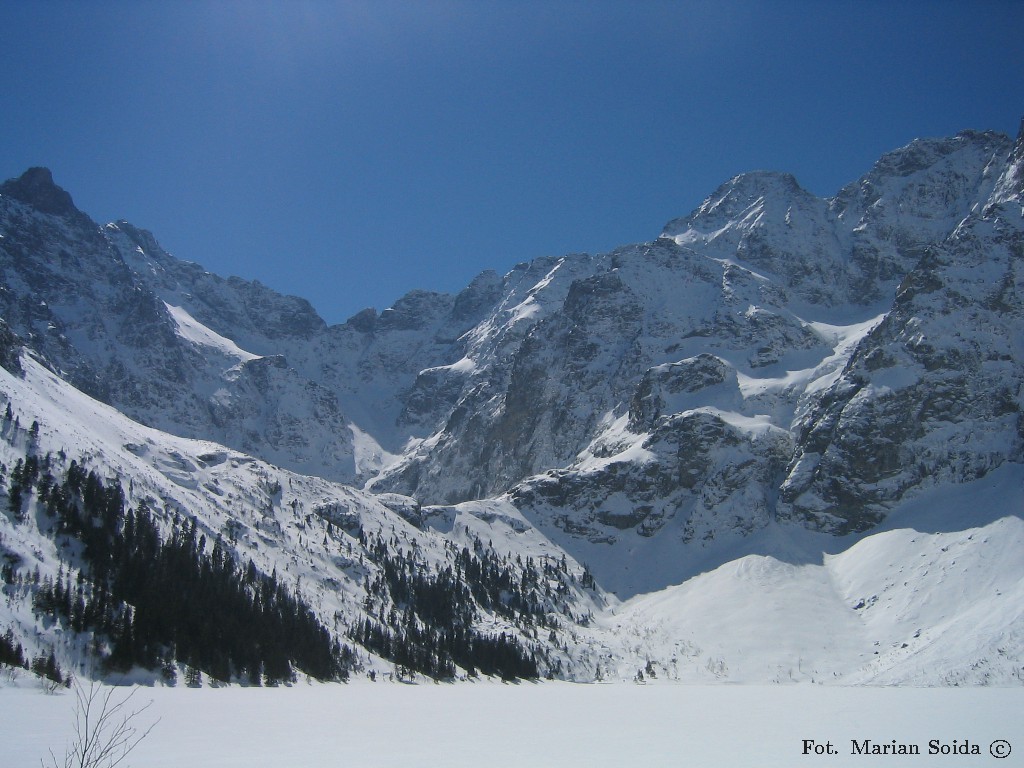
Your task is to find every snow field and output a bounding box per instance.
[2,682,1021,768]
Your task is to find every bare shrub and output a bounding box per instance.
[45,681,158,768]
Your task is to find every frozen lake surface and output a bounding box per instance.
[2,681,1021,767]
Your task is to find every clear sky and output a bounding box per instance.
[3,1,1022,324]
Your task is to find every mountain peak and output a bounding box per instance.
[0,166,80,218]
[701,170,806,207]
[661,169,814,240]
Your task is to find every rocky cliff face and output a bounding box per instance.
[0,171,362,481]
[1,125,1021,594]
[778,128,1024,534]
[376,129,1020,518]
[375,126,1021,593]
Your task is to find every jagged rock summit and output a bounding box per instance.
[0,167,80,219]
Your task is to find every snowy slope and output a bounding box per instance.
[1,345,1020,685]
[599,503,1023,685]
[0,350,603,681]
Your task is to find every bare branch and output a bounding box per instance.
[44,681,159,768]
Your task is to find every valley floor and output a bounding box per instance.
[2,679,1021,767]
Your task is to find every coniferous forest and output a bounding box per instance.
[348,531,545,681]
[5,452,354,685]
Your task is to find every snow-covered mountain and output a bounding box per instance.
[0,122,1021,686]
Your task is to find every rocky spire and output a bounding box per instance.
[0,167,80,218]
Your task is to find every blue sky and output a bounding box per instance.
[3,1,1022,324]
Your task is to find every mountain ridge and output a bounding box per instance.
[0,123,1021,685]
